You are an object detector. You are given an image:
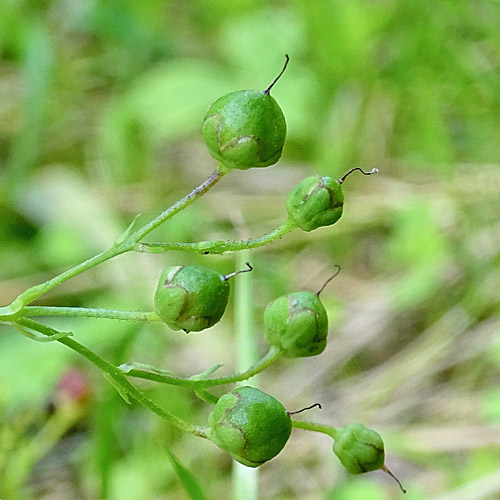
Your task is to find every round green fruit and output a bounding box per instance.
[264,291,328,358]
[207,386,292,467]
[286,176,344,232]
[154,265,229,333]
[333,424,385,474]
[203,89,286,171]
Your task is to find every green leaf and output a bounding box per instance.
[165,449,209,500]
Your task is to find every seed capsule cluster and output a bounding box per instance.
[154,264,331,357]
[149,59,398,488]
[153,262,337,465]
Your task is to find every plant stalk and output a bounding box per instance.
[120,347,281,389]
[0,168,225,318]
[20,306,161,322]
[134,219,296,255]
[233,249,259,500]
[291,420,337,439]
[16,318,208,438]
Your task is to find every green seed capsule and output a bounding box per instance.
[154,265,229,333]
[202,90,286,171]
[263,291,328,358]
[333,424,385,474]
[202,56,288,171]
[286,176,344,232]
[286,168,380,231]
[207,386,292,467]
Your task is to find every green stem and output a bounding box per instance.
[133,219,296,255]
[0,169,225,318]
[131,168,225,241]
[233,249,259,500]
[291,420,337,439]
[1,246,125,318]
[20,306,161,322]
[16,318,208,438]
[121,346,282,389]
[235,249,258,374]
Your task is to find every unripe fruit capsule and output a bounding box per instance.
[202,56,289,171]
[333,423,406,492]
[207,386,292,467]
[264,290,328,358]
[286,176,344,232]
[286,168,379,232]
[333,423,385,474]
[154,265,229,333]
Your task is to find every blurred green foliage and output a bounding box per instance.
[1,0,500,499]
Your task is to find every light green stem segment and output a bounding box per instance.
[233,249,259,500]
[0,169,226,318]
[16,318,208,438]
[131,168,225,241]
[19,306,161,322]
[134,219,296,255]
[235,249,258,374]
[291,420,337,439]
[120,346,282,389]
[1,247,127,319]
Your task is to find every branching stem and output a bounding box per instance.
[134,219,296,255]
[0,168,226,319]
[120,346,282,389]
[131,168,225,241]
[16,318,208,438]
[19,306,161,322]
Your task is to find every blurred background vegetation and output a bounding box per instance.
[1,0,500,499]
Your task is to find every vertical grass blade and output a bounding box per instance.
[233,249,259,500]
[166,449,209,500]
